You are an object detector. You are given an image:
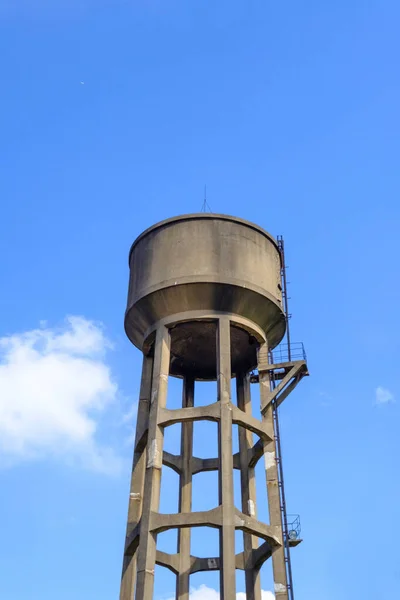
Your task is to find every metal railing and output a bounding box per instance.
[286,514,301,541]
[270,342,307,364]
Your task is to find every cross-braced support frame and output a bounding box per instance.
[120,313,307,600]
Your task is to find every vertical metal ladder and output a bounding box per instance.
[272,392,295,600]
[273,234,295,599]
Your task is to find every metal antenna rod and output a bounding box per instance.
[201,185,212,212]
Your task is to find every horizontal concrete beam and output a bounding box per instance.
[155,551,246,575]
[150,507,222,534]
[159,401,273,442]
[234,508,281,547]
[156,550,179,574]
[162,450,182,474]
[190,556,220,573]
[191,456,220,474]
[252,540,273,570]
[191,552,245,573]
[149,506,281,547]
[158,402,220,427]
[231,405,273,442]
[155,542,274,574]
[163,453,240,475]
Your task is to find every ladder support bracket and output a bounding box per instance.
[260,360,308,415]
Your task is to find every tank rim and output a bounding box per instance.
[128,213,280,264]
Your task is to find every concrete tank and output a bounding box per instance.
[125,214,286,379]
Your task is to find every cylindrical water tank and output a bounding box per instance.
[125,214,286,376]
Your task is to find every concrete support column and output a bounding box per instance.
[176,376,195,600]
[258,343,288,600]
[135,326,171,600]
[237,372,262,600]
[120,354,153,600]
[217,317,236,599]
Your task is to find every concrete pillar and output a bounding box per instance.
[258,343,288,600]
[120,354,153,600]
[135,326,171,600]
[237,372,262,600]
[217,317,236,599]
[176,376,195,599]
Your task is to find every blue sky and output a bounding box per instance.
[1,1,399,598]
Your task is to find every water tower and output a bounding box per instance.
[120,214,308,600]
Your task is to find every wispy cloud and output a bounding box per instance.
[164,586,274,600]
[375,386,395,405]
[318,390,332,407]
[238,592,274,600]
[0,316,123,473]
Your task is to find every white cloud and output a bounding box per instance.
[164,586,274,600]
[238,592,274,600]
[375,386,395,405]
[0,316,121,473]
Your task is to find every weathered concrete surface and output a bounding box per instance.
[135,327,170,600]
[119,355,153,600]
[120,215,307,600]
[217,317,236,598]
[258,344,288,600]
[237,372,262,600]
[125,214,286,376]
[176,377,194,600]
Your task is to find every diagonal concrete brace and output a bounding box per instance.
[260,360,308,414]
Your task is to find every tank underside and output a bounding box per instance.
[170,320,257,380]
[125,281,285,379]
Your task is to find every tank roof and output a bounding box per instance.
[129,213,279,264]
